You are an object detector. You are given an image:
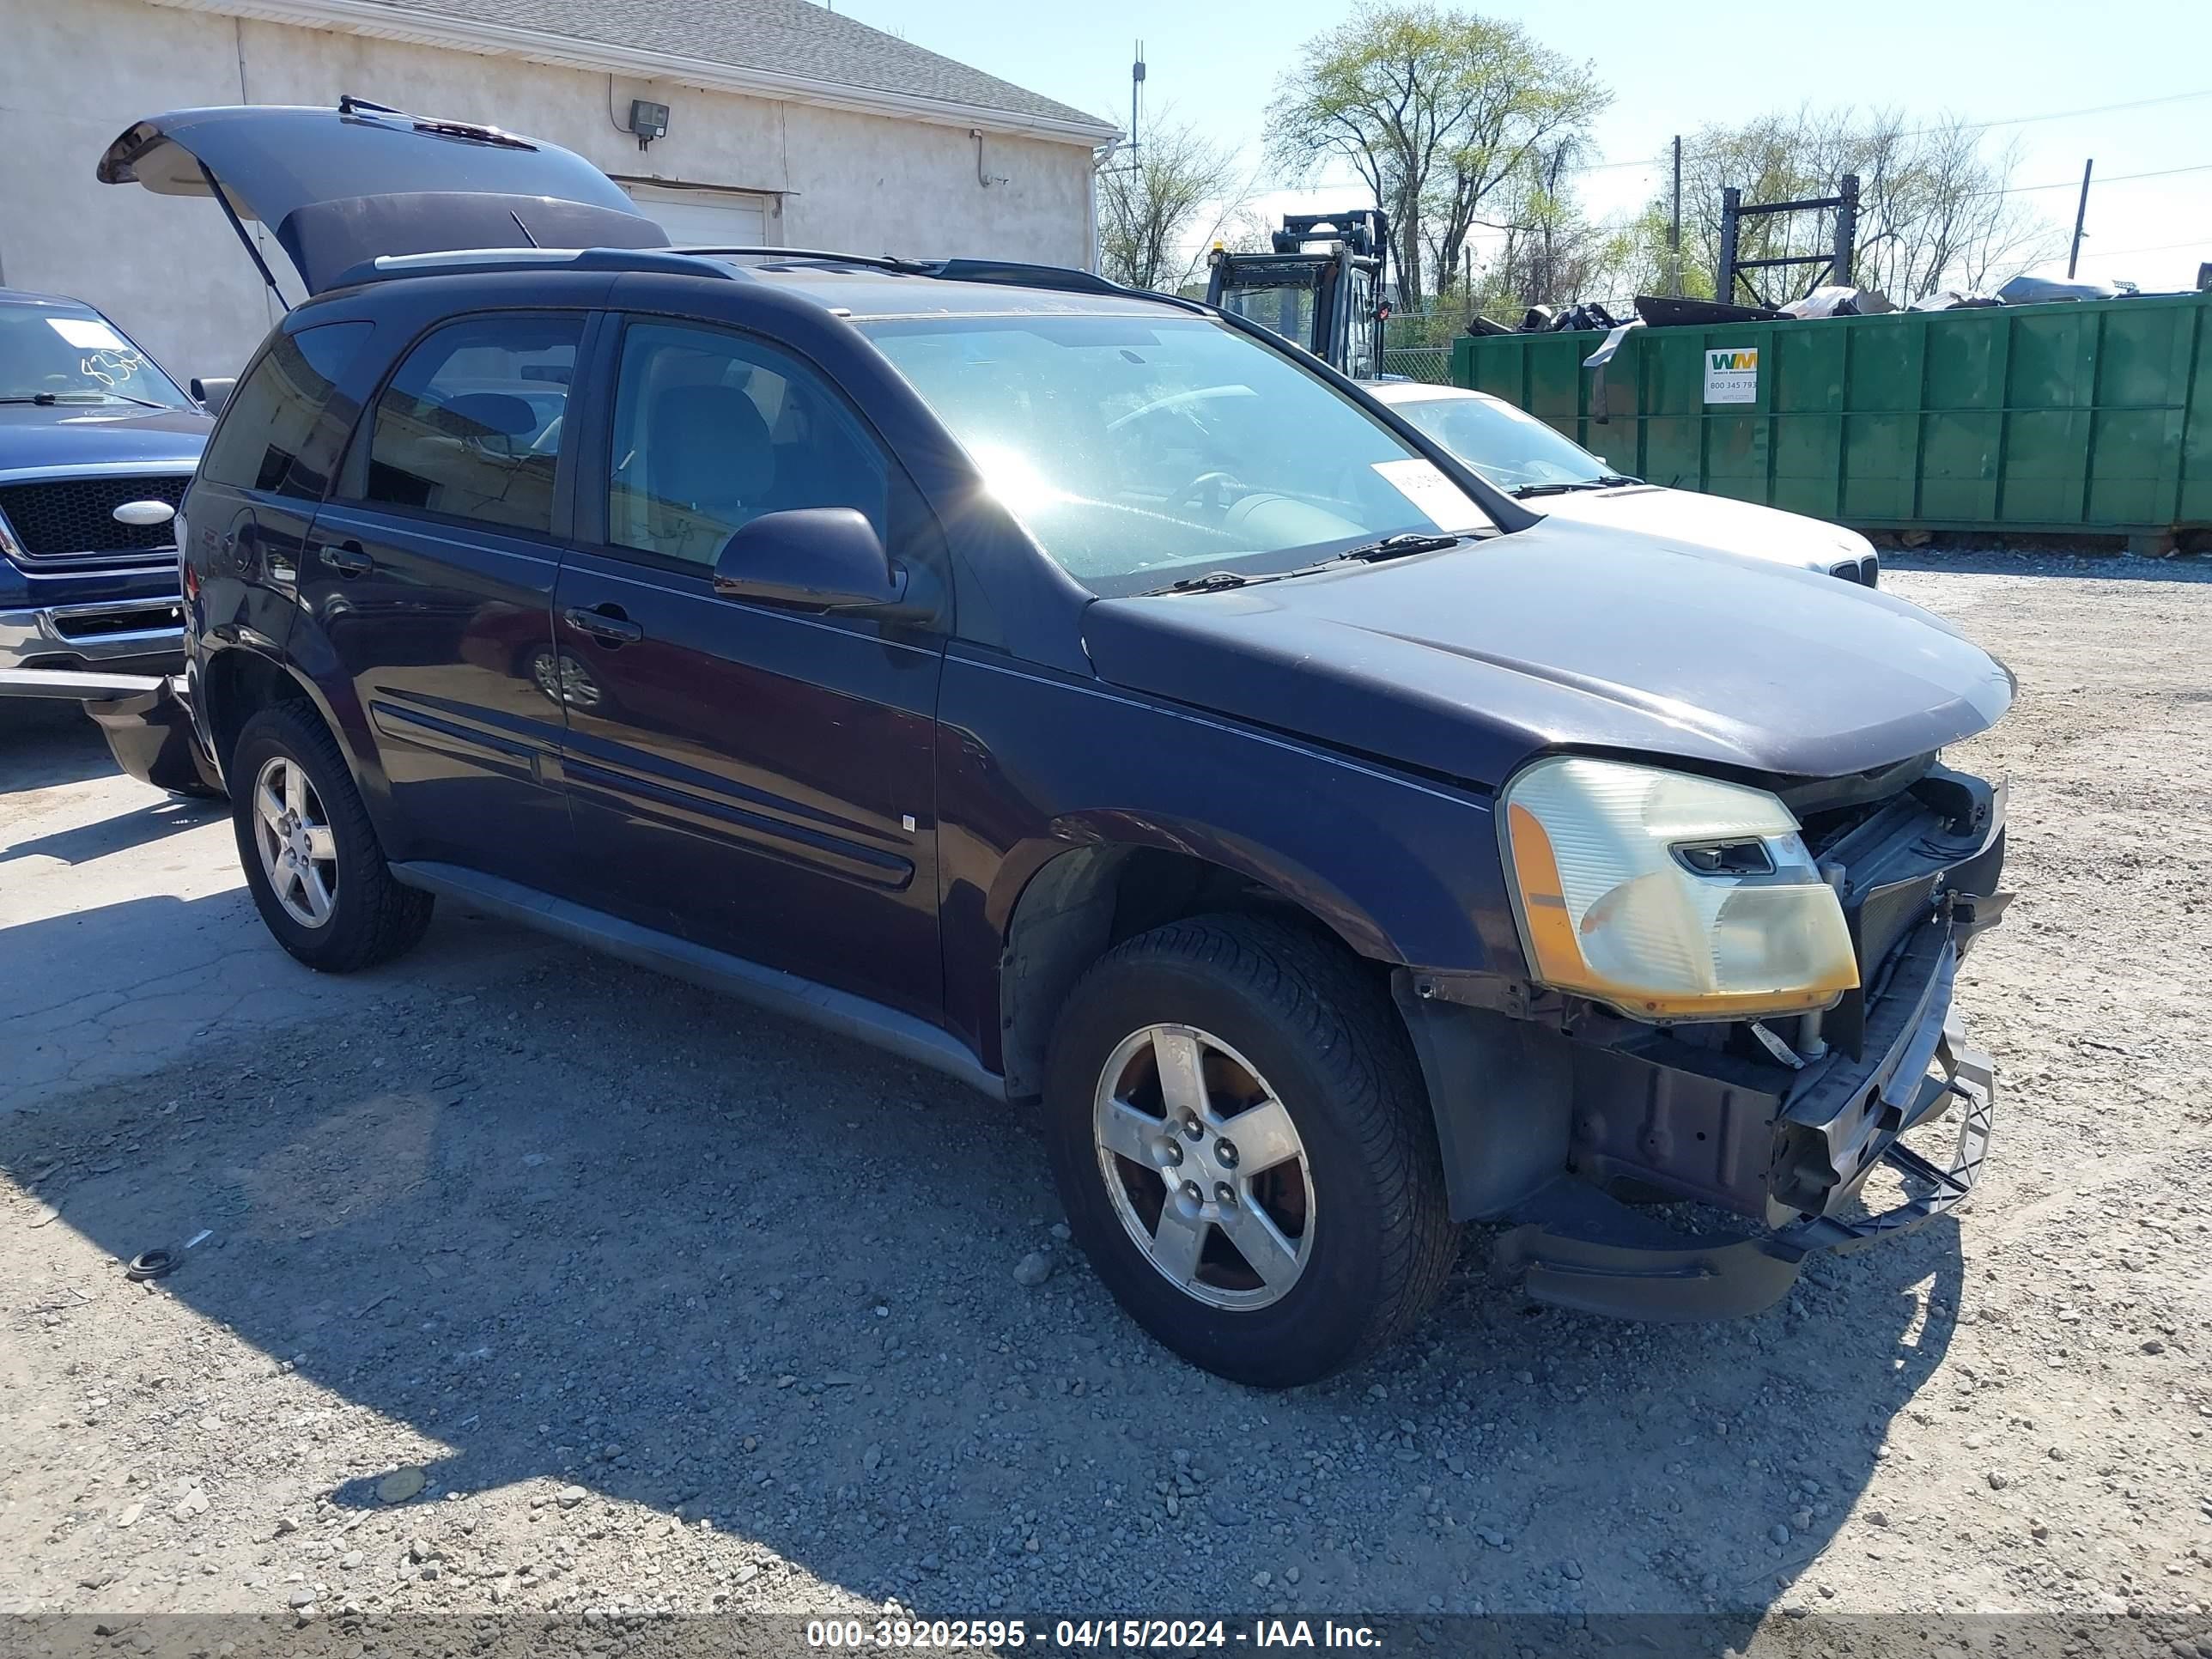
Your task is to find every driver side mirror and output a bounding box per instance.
[711,507,928,623]
[191,376,235,416]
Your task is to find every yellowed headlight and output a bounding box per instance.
[1500,757,1857,1021]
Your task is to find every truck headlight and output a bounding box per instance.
[1499,756,1857,1020]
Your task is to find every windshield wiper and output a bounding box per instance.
[0,390,169,410]
[1511,473,1644,498]
[1139,532,1474,597]
[67,390,170,410]
[1154,569,1255,594]
[1328,531,1470,562]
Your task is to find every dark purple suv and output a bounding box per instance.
[82,102,2014,1386]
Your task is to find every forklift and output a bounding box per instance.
[1204,210,1391,380]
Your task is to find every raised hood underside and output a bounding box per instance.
[1082,515,2014,791]
[97,102,667,295]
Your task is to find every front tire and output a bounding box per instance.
[1042,915,1458,1388]
[229,702,433,973]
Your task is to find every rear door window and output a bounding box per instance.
[198,320,374,498]
[355,315,581,535]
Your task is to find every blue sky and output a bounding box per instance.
[830,0,2211,295]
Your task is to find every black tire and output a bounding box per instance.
[1042,913,1458,1388]
[229,702,433,973]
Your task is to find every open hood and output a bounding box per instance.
[98,100,667,295]
[1082,515,2014,790]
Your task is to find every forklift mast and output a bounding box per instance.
[1205,209,1391,379]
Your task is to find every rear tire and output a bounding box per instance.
[229,702,432,973]
[1042,914,1457,1388]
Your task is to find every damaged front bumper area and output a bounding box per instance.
[1488,933,1996,1321]
[1396,775,2009,1322]
[0,666,223,796]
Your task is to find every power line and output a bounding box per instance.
[1988,160,2212,197]
[1563,88,2212,179]
[1954,88,2212,135]
[2080,236,2210,258]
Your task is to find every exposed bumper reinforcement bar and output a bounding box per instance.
[1487,1020,1995,1322]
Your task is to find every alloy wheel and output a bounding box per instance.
[1091,1023,1316,1311]
[252,755,339,929]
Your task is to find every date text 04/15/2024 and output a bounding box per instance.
[805,1618,1384,1649]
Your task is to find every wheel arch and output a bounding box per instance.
[993,822,1408,1103]
[200,641,391,841]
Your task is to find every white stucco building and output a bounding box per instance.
[0,0,1118,381]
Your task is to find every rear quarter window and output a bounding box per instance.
[198,321,374,499]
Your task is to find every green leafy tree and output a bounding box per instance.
[1264,3,1607,305]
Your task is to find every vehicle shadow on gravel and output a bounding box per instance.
[3,912,1962,1622]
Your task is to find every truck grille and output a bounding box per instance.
[0,475,187,561]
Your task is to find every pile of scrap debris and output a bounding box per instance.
[1474,271,2151,337]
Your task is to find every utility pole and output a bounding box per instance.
[1668,135,1682,296]
[2068,158,2094,278]
[1130,42,1145,159]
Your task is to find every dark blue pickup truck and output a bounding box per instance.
[0,287,210,674]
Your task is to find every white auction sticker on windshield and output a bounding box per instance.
[46,316,129,350]
[1371,459,1487,532]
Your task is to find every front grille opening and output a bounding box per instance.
[51,604,183,641]
[0,476,186,558]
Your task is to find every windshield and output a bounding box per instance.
[0,303,191,408]
[859,311,1491,595]
[1389,393,1613,491]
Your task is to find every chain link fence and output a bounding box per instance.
[1379,313,1459,383]
[1379,343,1453,383]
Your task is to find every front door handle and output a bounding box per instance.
[319,540,372,578]
[562,603,643,645]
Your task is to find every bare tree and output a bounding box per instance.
[1264,3,1606,306]
[1634,107,2060,304]
[1096,118,1249,294]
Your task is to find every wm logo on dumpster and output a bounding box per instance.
[1703,346,1759,405]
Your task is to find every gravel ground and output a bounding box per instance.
[1,550,2209,1655]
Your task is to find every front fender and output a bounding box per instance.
[938,648,1528,1071]
[1001,810,1411,964]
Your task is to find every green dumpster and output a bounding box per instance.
[1450,289,2212,550]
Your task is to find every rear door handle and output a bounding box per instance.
[319,540,372,578]
[562,603,642,645]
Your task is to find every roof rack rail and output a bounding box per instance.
[332,246,738,289]
[672,246,933,273]
[678,246,1187,304]
[330,242,1219,317]
[915,258,1127,295]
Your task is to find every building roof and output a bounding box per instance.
[248,0,1120,142]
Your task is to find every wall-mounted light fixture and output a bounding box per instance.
[628,100,670,152]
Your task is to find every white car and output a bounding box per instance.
[1368,381,1881,585]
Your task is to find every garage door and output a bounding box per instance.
[623,185,770,250]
